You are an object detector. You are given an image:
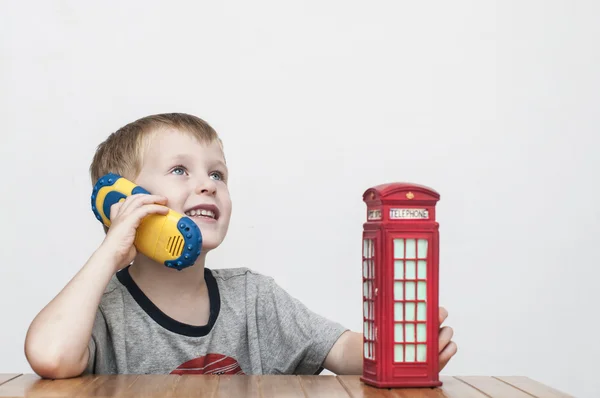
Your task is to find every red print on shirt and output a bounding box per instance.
[170,354,245,375]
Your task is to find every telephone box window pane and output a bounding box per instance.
[364,322,367,337]
[394,239,404,258]
[394,303,403,321]
[394,345,404,362]
[370,260,374,279]
[369,240,374,258]
[363,261,368,278]
[367,282,372,299]
[418,260,427,279]
[417,239,428,258]
[417,303,427,321]
[406,239,416,258]
[405,282,416,300]
[394,260,403,279]
[363,240,368,257]
[364,343,368,359]
[406,261,416,279]
[363,282,368,298]
[394,282,404,300]
[417,282,427,300]
[405,324,415,342]
[417,344,427,362]
[417,324,427,342]
[406,344,416,362]
[364,301,368,318]
[395,323,404,342]
[405,303,415,321]
[370,302,374,321]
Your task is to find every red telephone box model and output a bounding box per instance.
[360,183,442,388]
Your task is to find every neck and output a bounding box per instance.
[128,252,208,296]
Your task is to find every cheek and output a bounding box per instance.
[223,198,233,217]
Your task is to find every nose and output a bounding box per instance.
[194,176,217,196]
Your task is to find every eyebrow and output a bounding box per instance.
[213,160,228,169]
[170,154,228,169]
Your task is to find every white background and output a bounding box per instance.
[1,1,598,397]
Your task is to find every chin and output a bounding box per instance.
[200,239,223,253]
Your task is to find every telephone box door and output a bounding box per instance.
[386,231,438,382]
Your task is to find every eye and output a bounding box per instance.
[210,171,225,181]
[170,165,188,176]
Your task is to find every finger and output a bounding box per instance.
[439,307,448,325]
[439,341,458,372]
[109,201,124,221]
[438,326,454,353]
[111,194,144,217]
[128,204,170,227]
[119,194,168,217]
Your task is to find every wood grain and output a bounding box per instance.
[125,375,180,397]
[0,376,20,388]
[457,376,534,398]
[337,375,402,398]
[259,375,307,398]
[299,375,350,397]
[24,375,99,397]
[437,377,491,398]
[495,376,574,398]
[215,375,260,398]
[393,388,454,398]
[0,374,41,397]
[175,374,220,398]
[0,374,575,398]
[75,374,139,397]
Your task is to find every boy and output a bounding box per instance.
[24,113,456,378]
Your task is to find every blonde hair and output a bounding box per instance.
[89,113,222,185]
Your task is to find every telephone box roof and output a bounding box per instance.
[363,182,440,203]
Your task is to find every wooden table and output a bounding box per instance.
[0,374,572,397]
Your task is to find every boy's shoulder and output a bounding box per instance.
[209,266,272,282]
[208,267,278,294]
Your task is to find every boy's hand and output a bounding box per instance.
[438,306,458,371]
[324,306,458,375]
[101,194,169,270]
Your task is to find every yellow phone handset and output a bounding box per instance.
[91,173,202,270]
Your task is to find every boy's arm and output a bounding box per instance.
[323,307,457,375]
[323,330,364,375]
[24,248,119,379]
[24,194,168,379]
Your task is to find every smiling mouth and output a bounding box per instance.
[185,209,217,220]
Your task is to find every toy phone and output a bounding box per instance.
[91,173,202,270]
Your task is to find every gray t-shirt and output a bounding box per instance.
[85,266,348,375]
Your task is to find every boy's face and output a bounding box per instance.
[133,129,232,255]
